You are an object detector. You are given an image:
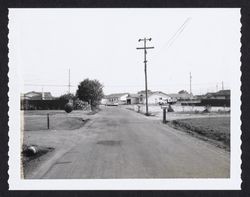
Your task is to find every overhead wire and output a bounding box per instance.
[150,17,192,64]
[163,17,192,49]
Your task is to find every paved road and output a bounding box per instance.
[42,106,230,178]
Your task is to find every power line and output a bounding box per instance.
[68,68,71,93]
[150,17,191,63]
[163,17,192,49]
[24,82,227,88]
[24,84,76,87]
[190,72,192,94]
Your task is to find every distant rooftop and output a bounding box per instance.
[105,93,129,98]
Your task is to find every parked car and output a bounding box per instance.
[158,100,168,105]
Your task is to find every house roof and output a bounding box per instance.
[168,93,193,99]
[25,91,41,96]
[127,93,141,98]
[105,93,129,99]
[151,91,169,97]
[43,92,53,98]
[24,91,53,98]
[204,90,230,97]
[138,91,170,98]
[214,90,230,96]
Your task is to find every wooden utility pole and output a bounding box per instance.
[189,72,192,95]
[136,38,154,116]
[68,68,71,94]
[47,113,50,130]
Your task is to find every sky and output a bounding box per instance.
[9,8,241,96]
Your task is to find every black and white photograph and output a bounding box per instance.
[8,8,241,190]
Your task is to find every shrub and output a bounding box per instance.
[73,99,88,110]
[65,103,73,113]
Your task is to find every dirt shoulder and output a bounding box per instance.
[21,110,99,178]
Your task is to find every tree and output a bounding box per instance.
[178,90,189,94]
[76,79,104,108]
[137,90,153,95]
[59,93,75,101]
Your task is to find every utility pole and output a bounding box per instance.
[222,81,224,90]
[42,87,44,100]
[136,38,154,116]
[189,72,192,95]
[68,68,71,94]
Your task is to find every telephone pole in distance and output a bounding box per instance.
[136,38,154,116]
[68,68,71,94]
[190,72,192,95]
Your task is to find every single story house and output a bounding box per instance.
[146,91,172,104]
[126,94,141,104]
[100,97,109,105]
[204,90,230,100]
[20,91,68,110]
[168,92,193,101]
[21,91,54,100]
[126,91,172,105]
[105,93,129,105]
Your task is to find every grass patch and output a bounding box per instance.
[87,108,101,115]
[23,110,66,116]
[23,116,87,131]
[169,117,230,151]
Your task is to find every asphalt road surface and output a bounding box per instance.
[41,106,230,178]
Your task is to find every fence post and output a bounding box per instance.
[163,107,167,124]
[47,113,50,129]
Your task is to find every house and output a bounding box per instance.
[105,93,129,105]
[204,90,230,100]
[168,92,193,101]
[195,90,231,107]
[21,91,54,100]
[20,91,68,110]
[133,91,170,105]
[126,91,172,105]
[126,94,141,104]
[146,91,172,104]
[101,96,109,105]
